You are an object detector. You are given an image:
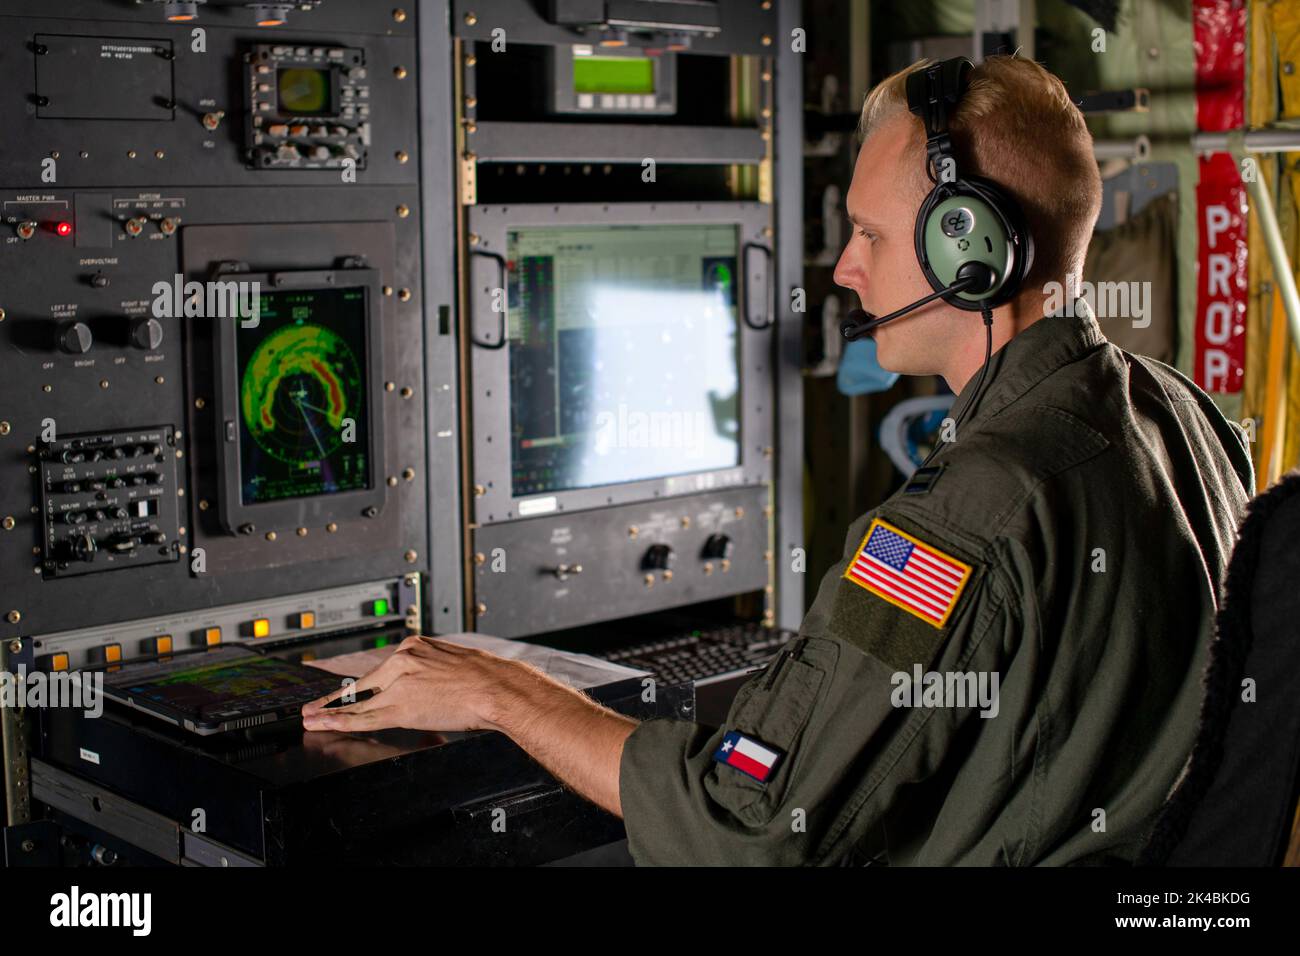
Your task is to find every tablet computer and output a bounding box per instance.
[98,644,351,736]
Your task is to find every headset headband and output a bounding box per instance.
[905,57,973,180]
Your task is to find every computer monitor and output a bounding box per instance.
[467,202,774,524]
[506,223,741,497]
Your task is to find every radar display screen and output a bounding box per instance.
[235,286,371,504]
[506,224,740,497]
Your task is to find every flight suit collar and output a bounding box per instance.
[946,297,1106,431]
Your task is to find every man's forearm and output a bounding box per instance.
[482,660,639,817]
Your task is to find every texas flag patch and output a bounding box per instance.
[843,518,972,629]
[713,730,784,784]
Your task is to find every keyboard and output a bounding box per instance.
[600,624,798,686]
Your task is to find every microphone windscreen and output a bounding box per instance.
[840,308,877,340]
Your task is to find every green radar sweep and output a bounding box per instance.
[239,323,363,465]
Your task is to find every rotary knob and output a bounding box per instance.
[702,533,734,560]
[130,316,164,350]
[642,543,675,571]
[70,532,97,562]
[57,321,93,354]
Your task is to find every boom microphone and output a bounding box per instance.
[839,262,996,341]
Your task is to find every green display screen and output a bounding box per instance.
[235,287,370,504]
[572,56,654,95]
[277,67,334,115]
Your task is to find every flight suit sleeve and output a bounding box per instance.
[618,509,1020,865]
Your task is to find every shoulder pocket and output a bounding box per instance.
[705,637,839,827]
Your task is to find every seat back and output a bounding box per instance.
[1140,470,1300,866]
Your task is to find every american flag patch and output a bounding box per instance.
[844,518,972,628]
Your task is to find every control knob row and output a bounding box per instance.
[639,534,733,570]
[62,530,167,561]
[123,217,177,237]
[59,449,156,466]
[542,535,742,581]
[62,506,131,524]
[56,318,163,353]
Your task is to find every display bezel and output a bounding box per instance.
[466,202,774,526]
[548,45,677,115]
[211,268,386,535]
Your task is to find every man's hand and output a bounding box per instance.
[299,635,639,816]
[301,635,506,734]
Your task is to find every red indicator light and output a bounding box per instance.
[54,221,72,237]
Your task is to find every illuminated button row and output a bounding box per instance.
[42,600,387,670]
[45,633,184,670]
[45,637,145,672]
[239,600,390,638]
[239,611,314,639]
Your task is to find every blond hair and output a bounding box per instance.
[859,55,1101,290]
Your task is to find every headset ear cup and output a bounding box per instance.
[914,183,1021,310]
[965,176,1034,304]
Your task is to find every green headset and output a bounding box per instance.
[908,56,1034,310]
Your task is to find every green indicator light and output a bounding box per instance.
[372,598,390,616]
[374,636,389,648]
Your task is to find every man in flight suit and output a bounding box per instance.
[303,56,1255,865]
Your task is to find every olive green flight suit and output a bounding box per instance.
[618,299,1255,865]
